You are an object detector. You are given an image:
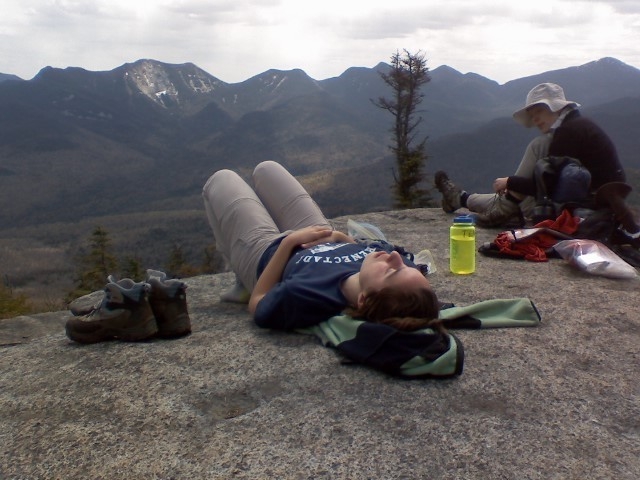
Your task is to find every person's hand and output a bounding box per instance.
[493,177,508,194]
[284,225,334,249]
[248,225,354,315]
[285,226,355,250]
[249,224,334,314]
[326,231,355,245]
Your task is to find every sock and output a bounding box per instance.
[220,278,250,304]
[460,191,469,208]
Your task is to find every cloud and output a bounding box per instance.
[602,0,640,14]
[163,0,260,24]
[0,0,639,84]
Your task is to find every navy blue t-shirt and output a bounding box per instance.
[254,242,383,330]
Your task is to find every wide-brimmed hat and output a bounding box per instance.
[513,83,580,127]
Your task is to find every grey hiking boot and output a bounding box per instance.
[434,171,462,213]
[145,270,192,338]
[474,195,523,228]
[65,280,157,344]
[68,290,104,316]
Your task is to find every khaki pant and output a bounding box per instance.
[202,161,330,291]
[467,134,551,217]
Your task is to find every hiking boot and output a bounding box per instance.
[611,227,640,249]
[474,195,523,228]
[145,270,192,338]
[434,171,462,213]
[68,290,104,316]
[65,281,157,344]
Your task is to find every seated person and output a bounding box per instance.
[435,83,635,236]
[202,161,440,331]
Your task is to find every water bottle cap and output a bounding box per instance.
[453,215,475,224]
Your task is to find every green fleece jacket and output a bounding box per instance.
[300,298,541,379]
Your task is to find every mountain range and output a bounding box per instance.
[2,56,640,228]
[1,56,640,302]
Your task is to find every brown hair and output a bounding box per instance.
[345,286,444,332]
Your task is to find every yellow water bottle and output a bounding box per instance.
[450,215,476,274]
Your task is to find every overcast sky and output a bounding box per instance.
[2,0,640,84]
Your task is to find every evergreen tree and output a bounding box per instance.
[165,243,198,278]
[121,256,145,281]
[374,49,434,208]
[67,226,119,301]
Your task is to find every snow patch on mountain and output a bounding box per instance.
[124,59,221,108]
[125,60,180,106]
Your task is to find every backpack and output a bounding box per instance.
[532,156,592,223]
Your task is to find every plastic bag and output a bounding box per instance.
[347,219,387,241]
[553,239,639,280]
[414,249,438,275]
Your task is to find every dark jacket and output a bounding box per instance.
[508,110,626,196]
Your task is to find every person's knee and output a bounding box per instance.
[203,169,238,199]
[255,160,280,170]
[253,160,283,181]
[253,161,292,193]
